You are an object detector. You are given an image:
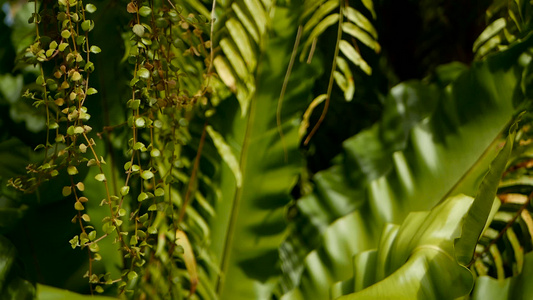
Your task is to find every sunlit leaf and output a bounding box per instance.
[206,125,242,187]
[473,18,506,53]
[176,230,198,295]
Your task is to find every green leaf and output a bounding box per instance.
[127,271,137,281]
[86,87,98,95]
[85,4,97,13]
[226,18,256,71]
[133,142,145,150]
[74,201,84,211]
[361,0,376,19]
[213,56,237,92]
[137,192,149,202]
[137,67,150,79]
[301,13,339,62]
[232,2,259,43]
[138,6,152,17]
[333,57,354,101]
[280,36,533,299]
[344,7,377,39]
[58,42,69,51]
[182,0,210,18]
[206,125,242,188]
[332,195,475,299]
[154,188,164,197]
[71,71,82,81]
[81,20,91,31]
[135,117,146,128]
[219,38,249,82]
[132,24,145,37]
[473,18,506,53]
[209,6,324,299]
[339,40,372,75]
[147,226,157,234]
[61,30,71,39]
[67,166,78,175]
[455,120,518,265]
[141,170,153,180]
[342,22,380,53]
[302,0,338,35]
[89,242,99,252]
[299,94,327,139]
[62,186,72,197]
[36,283,116,299]
[90,45,101,54]
[120,186,130,196]
[150,149,161,157]
[94,173,106,182]
[176,230,198,295]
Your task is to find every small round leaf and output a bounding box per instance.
[127,271,138,281]
[141,170,153,180]
[67,165,78,175]
[155,188,164,197]
[95,173,106,181]
[137,192,148,202]
[74,201,84,211]
[61,29,71,39]
[150,149,161,157]
[132,24,145,37]
[137,68,150,79]
[90,45,101,54]
[120,186,130,196]
[139,6,152,17]
[71,71,82,81]
[85,3,97,13]
[62,186,72,197]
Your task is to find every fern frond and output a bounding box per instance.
[211,0,271,116]
[473,0,532,59]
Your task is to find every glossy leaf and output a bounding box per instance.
[332,194,475,299]
[473,18,506,53]
[176,230,198,296]
[36,284,117,299]
[339,40,371,75]
[206,125,242,187]
[208,4,324,299]
[279,35,533,299]
[301,14,339,62]
[455,122,518,265]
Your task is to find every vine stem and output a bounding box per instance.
[276,25,302,162]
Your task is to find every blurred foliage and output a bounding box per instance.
[0,0,532,299]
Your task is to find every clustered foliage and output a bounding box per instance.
[1,0,533,299]
[7,0,216,297]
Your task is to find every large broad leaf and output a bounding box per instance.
[330,117,516,299]
[279,35,533,299]
[207,2,323,299]
[331,194,475,299]
[36,284,116,300]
